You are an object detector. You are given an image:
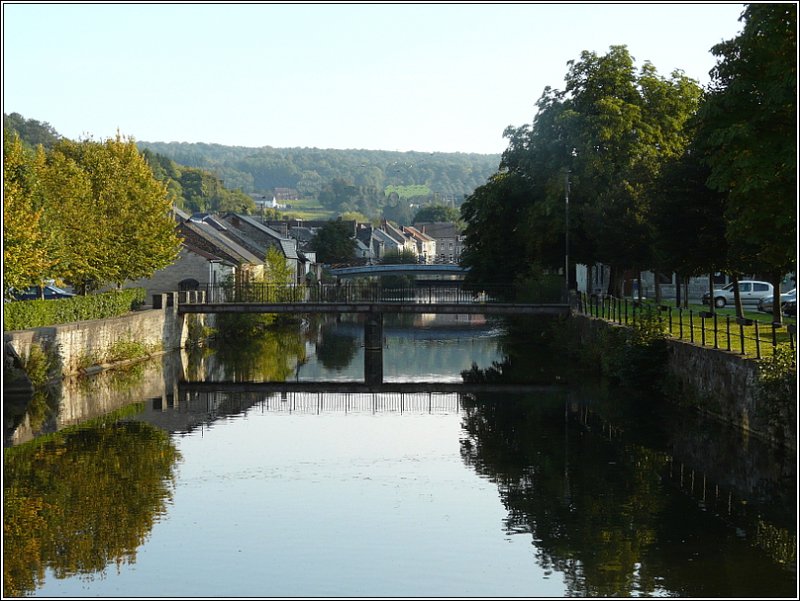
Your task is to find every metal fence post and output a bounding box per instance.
[755,321,761,359]
[713,313,718,349]
[700,314,706,346]
[689,310,694,343]
[739,321,746,355]
[726,316,731,352]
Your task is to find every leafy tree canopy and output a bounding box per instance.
[412,204,461,224]
[699,3,796,275]
[309,220,357,264]
[3,112,61,151]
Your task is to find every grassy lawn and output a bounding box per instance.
[584,297,796,360]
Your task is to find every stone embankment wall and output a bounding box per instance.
[4,293,190,378]
[571,314,795,450]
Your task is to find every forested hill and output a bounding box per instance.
[135,141,501,202]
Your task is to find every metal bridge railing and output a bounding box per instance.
[184,283,529,306]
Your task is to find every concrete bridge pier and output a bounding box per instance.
[364,313,383,386]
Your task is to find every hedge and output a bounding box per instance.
[4,288,147,331]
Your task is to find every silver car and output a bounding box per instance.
[702,280,773,308]
[757,288,796,313]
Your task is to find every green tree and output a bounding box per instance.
[309,220,356,264]
[463,46,701,297]
[381,249,418,264]
[650,147,728,307]
[37,144,104,289]
[264,246,293,287]
[562,48,701,292]
[460,171,536,290]
[412,204,461,224]
[2,132,50,293]
[699,3,797,322]
[53,135,181,288]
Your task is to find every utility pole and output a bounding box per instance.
[565,170,570,299]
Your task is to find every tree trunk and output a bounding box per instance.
[684,275,690,308]
[731,274,745,319]
[675,272,682,308]
[771,271,783,325]
[637,270,643,303]
[708,273,716,315]
[654,271,662,305]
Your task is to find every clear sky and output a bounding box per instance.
[3,2,747,155]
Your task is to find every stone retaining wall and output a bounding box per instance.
[571,314,795,450]
[4,294,189,378]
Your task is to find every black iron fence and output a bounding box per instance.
[576,292,796,360]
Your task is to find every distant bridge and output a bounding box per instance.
[327,263,468,279]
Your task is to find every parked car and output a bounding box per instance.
[11,284,76,301]
[757,288,796,313]
[784,298,796,317]
[701,280,773,308]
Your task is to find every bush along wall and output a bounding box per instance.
[3,289,146,331]
[562,305,669,394]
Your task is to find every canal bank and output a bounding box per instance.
[3,293,202,381]
[3,294,795,449]
[569,313,796,450]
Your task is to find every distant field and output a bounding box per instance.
[279,198,335,221]
[385,184,432,199]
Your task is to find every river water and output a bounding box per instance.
[4,314,796,597]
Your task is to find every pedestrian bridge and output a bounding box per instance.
[176,283,569,318]
[327,263,468,279]
[174,284,570,385]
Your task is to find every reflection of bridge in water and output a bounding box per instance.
[149,381,563,433]
[249,391,462,415]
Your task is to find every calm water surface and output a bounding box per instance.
[4,314,796,597]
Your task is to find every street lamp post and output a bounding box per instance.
[565,170,570,300]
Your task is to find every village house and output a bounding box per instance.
[124,209,259,299]
[178,215,265,285]
[402,225,437,264]
[125,243,236,300]
[415,222,464,263]
[380,220,418,259]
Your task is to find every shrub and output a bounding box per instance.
[756,344,796,445]
[4,288,146,331]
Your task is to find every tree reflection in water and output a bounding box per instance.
[460,390,796,596]
[3,412,180,597]
[458,319,795,597]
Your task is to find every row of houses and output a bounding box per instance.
[127,208,322,299]
[260,218,463,265]
[246,218,464,265]
[127,211,468,300]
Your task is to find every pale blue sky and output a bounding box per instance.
[3,2,747,154]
